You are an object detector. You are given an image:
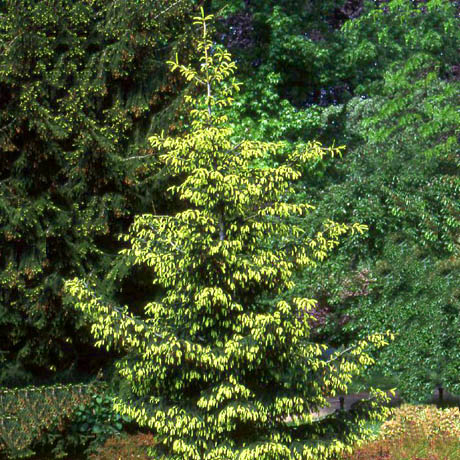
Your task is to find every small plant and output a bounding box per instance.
[381,404,460,441]
[35,392,131,458]
[0,382,130,459]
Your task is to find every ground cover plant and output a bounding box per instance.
[66,10,393,460]
[90,432,156,460]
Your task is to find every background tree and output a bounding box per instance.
[209,0,366,143]
[297,0,460,400]
[67,11,392,459]
[212,0,459,401]
[0,0,196,385]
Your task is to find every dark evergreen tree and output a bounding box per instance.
[0,0,196,384]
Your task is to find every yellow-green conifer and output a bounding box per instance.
[66,10,392,459]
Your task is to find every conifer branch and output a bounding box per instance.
[121,153,156,161]
[153,0,188,21]
[0,119,16,133]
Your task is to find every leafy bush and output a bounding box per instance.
[381,404,460,441]
[35,393,130,458]
[0,382,130,459]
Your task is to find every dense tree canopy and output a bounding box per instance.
[300,0,460,400]
[0,0,196,384]
[211,0,459,400]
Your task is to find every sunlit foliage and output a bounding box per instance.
[67,11,392,460]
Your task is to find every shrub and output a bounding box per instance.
[0,383,95,458]
[343,404,460,460]
[381,404,460,441]
[35,392,130,458]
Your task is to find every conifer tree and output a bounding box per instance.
[67,10,392,459]
[0,0,194,383]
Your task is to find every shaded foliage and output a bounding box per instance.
[299,0,460,400]
[213,0,459,400]
[0,0,196,384]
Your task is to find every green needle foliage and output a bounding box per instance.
[0,0,195,383]
[67,11,393,460]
